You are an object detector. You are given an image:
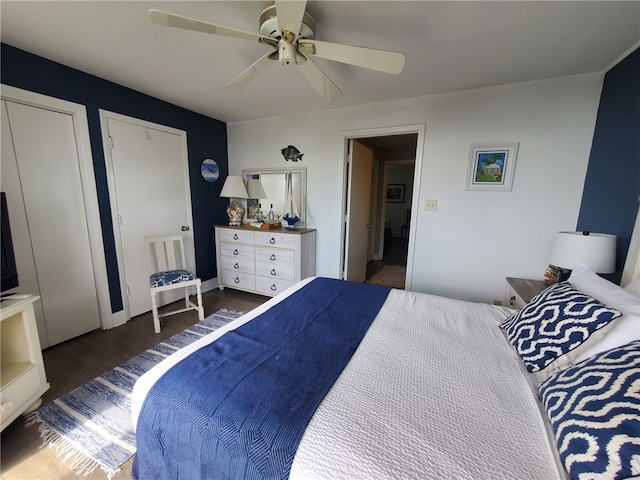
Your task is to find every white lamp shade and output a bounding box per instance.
[246,178,267,199]
[549,231,616,273]
[220,175,248,199]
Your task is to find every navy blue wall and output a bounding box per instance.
[577,47,640,280]
[1,43,230,313]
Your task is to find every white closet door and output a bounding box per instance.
[1,101,47,346]
[105,116,193,319]
[3,101,100,346]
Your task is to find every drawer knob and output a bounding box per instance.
[233,249,238,255]
[270,268,276,276]
[270,254,276,261]
[1,402,13,413]
[269,237,276,244]
[270,284,277,291]
[234,263,239,269]
[234,277,240,284]
[233,233,238,240]
[509,295,516,306]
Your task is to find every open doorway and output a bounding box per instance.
[342,133,418,289]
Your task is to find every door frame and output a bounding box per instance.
[339,124,425,291]
[0,84,112,329]
[99,110,195,324]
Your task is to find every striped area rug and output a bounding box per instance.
[26,309,242,479]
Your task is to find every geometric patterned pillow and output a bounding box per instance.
[150,269,197,287]
[538,340,640,480]
[501,282,621,373]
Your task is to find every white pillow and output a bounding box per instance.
[624,277,640,298]
[568,263,640,364]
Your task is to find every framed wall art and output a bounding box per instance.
[386,184,405,203]
[466,143,519,191]
[200,158,220,182]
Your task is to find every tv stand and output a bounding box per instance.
[0,295,49,431]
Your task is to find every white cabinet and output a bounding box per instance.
[504,277,547,309]
[215,226,316,297]
[1,296,49,431]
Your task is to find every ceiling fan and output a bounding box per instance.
[149,1,405,102]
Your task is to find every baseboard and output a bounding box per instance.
[111,309,127,329]
[201,277,219,293]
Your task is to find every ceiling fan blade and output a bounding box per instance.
[296,56,343,102]
[149,9,275,46]
[226,52,276,89]
[274,0,306,42]
[299,39,405,74]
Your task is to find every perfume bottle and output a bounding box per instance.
[267,204,275,221]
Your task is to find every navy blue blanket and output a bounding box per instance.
[133,278,391,480]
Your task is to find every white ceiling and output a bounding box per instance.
[2,1,639,124]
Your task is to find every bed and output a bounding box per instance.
[131,222,640,480]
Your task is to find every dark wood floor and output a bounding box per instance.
[366,235,408,281]
[0,287,268,479]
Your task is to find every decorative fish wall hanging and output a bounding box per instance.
[281,145,304,162]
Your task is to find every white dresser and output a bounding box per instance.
[1,295,49,431]
[214,225,316,297]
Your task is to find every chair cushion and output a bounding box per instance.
[150,270,197,287]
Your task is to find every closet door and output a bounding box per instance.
[102,113,194,319]
[1,100,101,346]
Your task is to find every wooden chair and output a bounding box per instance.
[145,235,204,333]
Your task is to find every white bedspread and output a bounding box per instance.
[132,280,564,479]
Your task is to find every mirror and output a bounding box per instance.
[242,167,306,227]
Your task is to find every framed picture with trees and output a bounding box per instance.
[466,143,519,191]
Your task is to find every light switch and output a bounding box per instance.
[424,199,437,211]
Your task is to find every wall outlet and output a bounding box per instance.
[424,199,438,211]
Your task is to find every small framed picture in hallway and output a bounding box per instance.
[386,184,405,203]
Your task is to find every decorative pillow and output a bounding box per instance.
[538,340,640,480]
[501,282,622,373]
[569,263,640,364]
[150,269,197,287]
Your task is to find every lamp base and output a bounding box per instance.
[226,204,245,226]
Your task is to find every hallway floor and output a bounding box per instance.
[366,236,408,283]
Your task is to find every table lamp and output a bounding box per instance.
[546,231,616,283]
[220,176,248,226]
[246,178,267,221]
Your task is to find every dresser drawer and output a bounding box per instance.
[0,364,39,425]
[255,276,294,296]
[254,231,295,249]
[221,270,256,291]
[504,283,526,309]
[255,262,294,281]
[218,228,255,244]
[220,243,254,260]
[255,246,294,266]
[221,256,255,274]
[504,278,547,309]
[215,226,315,298]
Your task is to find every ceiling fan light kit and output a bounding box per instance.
[149,1,405,102]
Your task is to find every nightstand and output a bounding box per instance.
[504,277,548,309]
[1,296,49,431]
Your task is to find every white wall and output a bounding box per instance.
[228,73,603,303]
